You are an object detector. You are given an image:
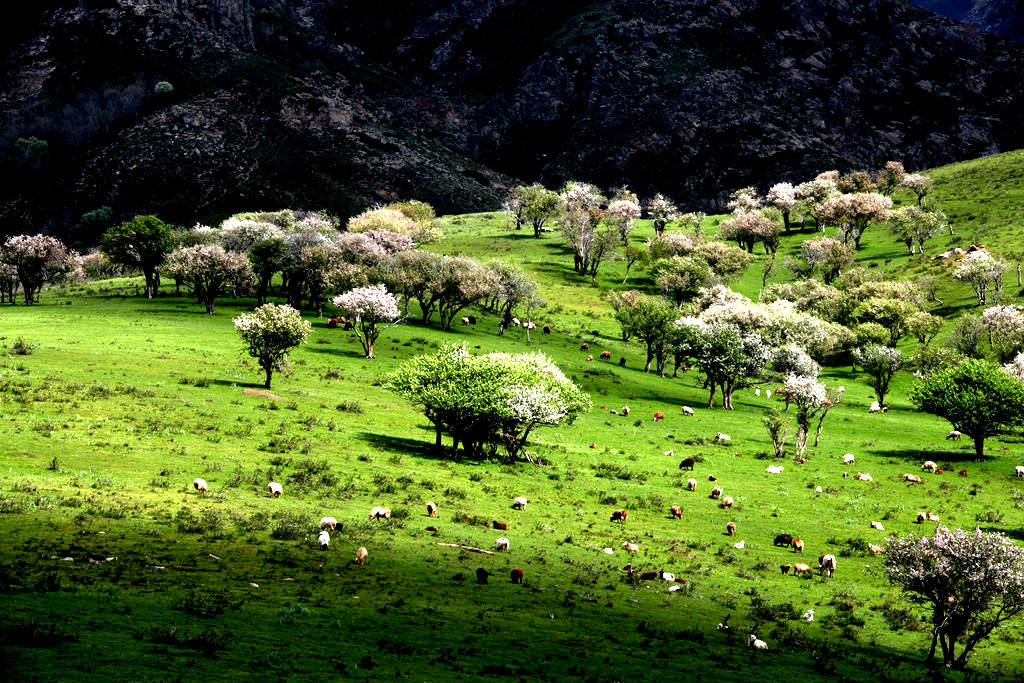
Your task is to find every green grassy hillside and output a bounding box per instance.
[3,152,1024,681]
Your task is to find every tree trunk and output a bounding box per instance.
[367,342,374,359]
[143,268,156,298]
[974,436,984,459]
[264,366,273,389]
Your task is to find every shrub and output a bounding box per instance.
[10,338,36,356]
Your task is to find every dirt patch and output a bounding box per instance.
[242,388,280,401]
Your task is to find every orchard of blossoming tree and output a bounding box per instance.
[4,152,1024,682]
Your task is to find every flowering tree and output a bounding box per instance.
[719,210,779,254]
[646,194,679,235]
[816,193,892,249]
[607,188,641,245]
[485,261,542,335]
[427,256,491,330]
[217,218,283,253]
[690,323,770,409]
[502,187,527,231]
[1,235,81,305]
[766,183,798,232]
[102,215,177,298]
[911,359,1024,458]
[954,251,1008,306]
[511,184,560,238]
[1005,354,1024,382]
[385,344,591,460]
[784,374,842,455]
[379,249,441,319]
[692,241,756,282]
[885,527,1024,669]
[726,186,761,213]
[234,303,311,388]
[348,205,439,244]
[980,304,1024,362]
[557,182,615,279]
[331,284,402,358]
[875,160,906,196]
[770,343,820,379]
[647,231,696,261]
[901,173,933,207]
[796,175,840,232]
[0,262,18,303]
[906,311,944,346]
[677,212,707,239]
[165,245,253,314]
[853,345,906,407]
[248,238,286,305]
[890,206,948,256]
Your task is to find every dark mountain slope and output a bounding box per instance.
[3,0,1024,237]
[908,1,1024,42]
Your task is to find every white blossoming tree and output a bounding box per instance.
[954,251,1008,306]
[853,345,906,408]
[816,192,893,249]
[900,173,933,207]
[331,284,402,359]
[784,374,843,455]
[234,304,311,388]
[885,527,1024,669]
[1,234,81,305]
[766,182,798,232]
[385,344,591,460]
[165,244,254,314]
[646,193,679,235]
[980,304,1024,362]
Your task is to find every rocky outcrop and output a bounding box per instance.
[909,1,1024,42]
[3,0,1024,235]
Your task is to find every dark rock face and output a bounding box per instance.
[3,0,1024,236]
[908,1,1024,42]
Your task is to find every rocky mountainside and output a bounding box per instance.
[3,0,1024,241]
[908,1,1024,42]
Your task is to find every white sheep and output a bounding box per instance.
[871,521,885,530]
[317,530,330,550]
[660,571,675,582]
[819,554,836,578]
[946,430,962,441]
[512,496,528,510]
[921,461,938,472]
[927,513,940,522]
[755,387,761,396]
[192,478,208,493]
[426,501,438,517]
[715,432,731,442]
[815,485,823,494]
[268,482,283,498]
[623,542,639,552]
[664,449,675,457]
[355,546,368,565]
[733,540,745,549]
[495,537,510,552]
[802,609,815,622]
[320,516,337,530]
[855,472,873,482]
[765,389,772,399]
[766,465,785,474]
[842,453,855,464]
[749,634,768,650]
[1016,466,1024,478]
[681,406,694,416]
[511,317,520,327]
[868,401,881,413]
[368,506,391,520]
[688,478,697,491]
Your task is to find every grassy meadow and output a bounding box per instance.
[3,152,1024,681]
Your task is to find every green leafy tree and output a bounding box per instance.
[519,184,560,238]
[652,256,712,305]
[910,359,1024,458]
[615,294,677,375]
[248,238,285,305]
[234,304,311,388]
[691,324,770,409]
[853,345,906,408]
[487,261,541,335]
[853,297,919,347]
[102,215,177,298]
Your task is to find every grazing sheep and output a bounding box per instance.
[708,474,718,482]
[542,325,551,334]
[766,465,785,474]
[882,406,888,413]
[958,469,968,477]
[679,457,696,471]
[619,357,627,366]
[765,389,772,398]
[916,511,927,523]
[870,521,884,530]
[791,538,804,553]
[492,521,507,530]
[317,530,330,551]
[512,318,520,327]
[356,547,368,565]
[928,513,940,522]
[653,411,665,421]
[512,496,528,510]
[868,401,881,414]
[426,501,437,517]
[461,316,470,325]
[842,453,855,464]
[610,509,628,523]
[855,472,873,482]
[670,505,683,519]
[802,609,815,622]
[320,516,337,530]
[819,554,836,578]
[780,564,792,575]
[268,482,283,498]
[622,406,631,416]
[903,473,923,483]
[600,351,612,359]
[369,506,392,520]
[755,387,761,396]
[476,568,490,584]
[587,354,593,362]
[664,449,675,457]
[580,343,590,351]
[687,478,697,491]
[660,571,676,582]
[710,485,723,499]
[720,496,734,508]
[774,534,793,547]
[815,486,823,494]
[867,543,885,554]
[510,568,524,584]
[1016,466,1024,478]
[193,478,208,494]
[610,409,618,415]
[495,537,510,552]
[792,562,812,576]
[716,433,731,442]
[946,430,962,441]
[726,522,736,536]
[733,540,745,549]
[922,461,938,472]
[749,635,768,650]
[681,406,694,416]
[623,542,639,553]
[843,472,850,478]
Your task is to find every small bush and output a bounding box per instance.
[10,338,36,356]
[270,512,307,540]
[336,400,363,413]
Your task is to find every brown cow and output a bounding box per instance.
[670,505,683,519]
[492,521,507,531]
[476,568,490,584]
[653,411,665,421]
[791,538,804,553]
[679,457,696,471]
[510,568,524,584]
[726,522,736,536]
[610,509,628,523]
[600,351,612,359]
